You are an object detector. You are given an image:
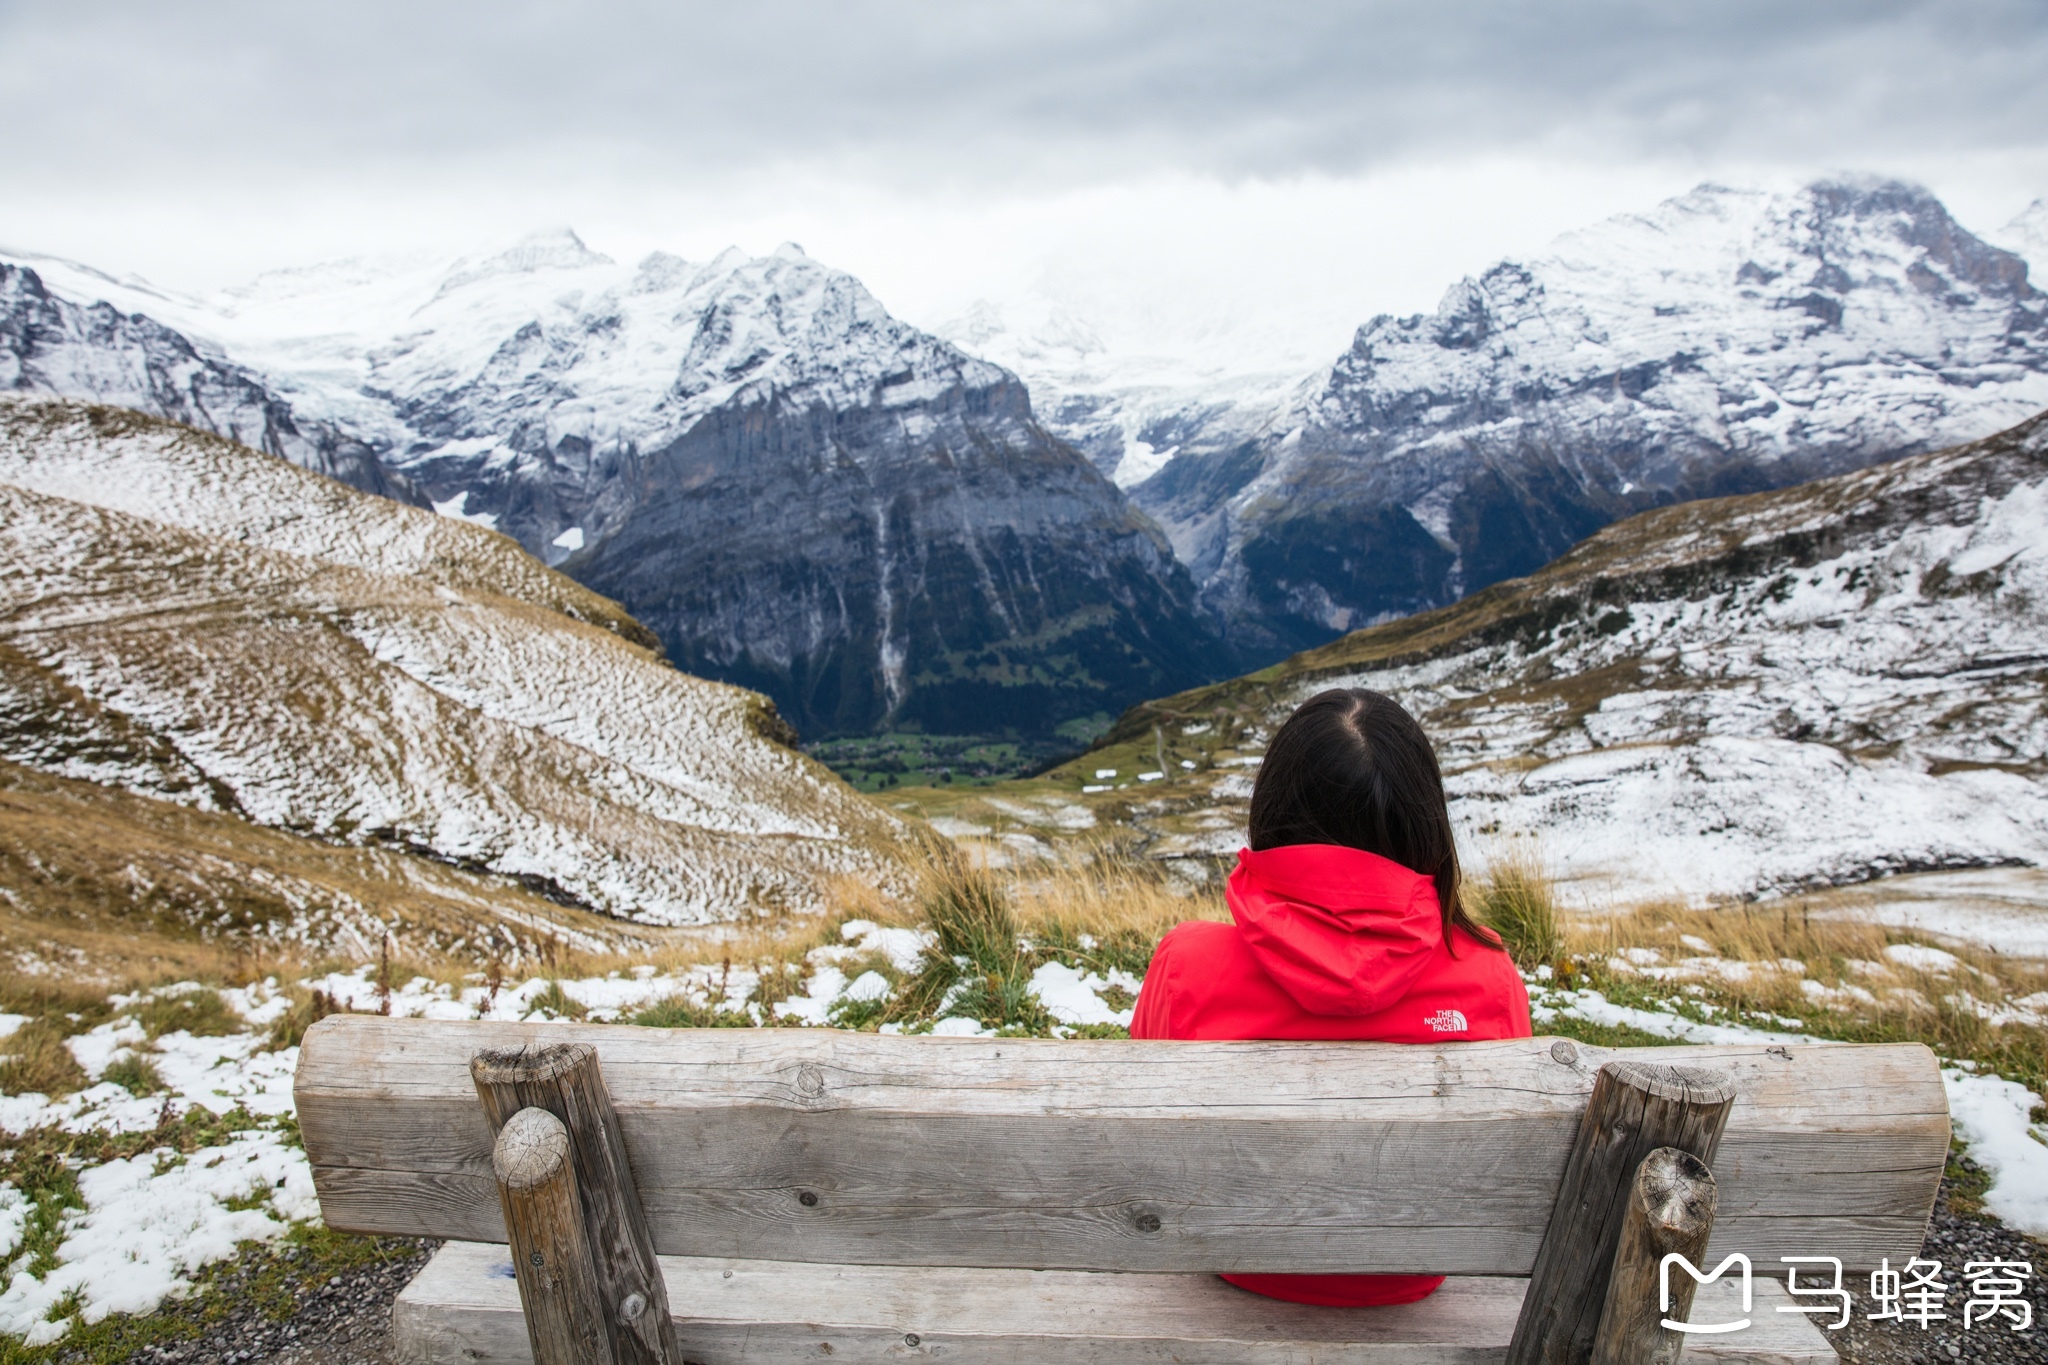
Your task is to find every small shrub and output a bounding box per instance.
[0,1020,89,1097]
[522,980,587,1020]
[135,987,241,1039]
[750,962,807,1014]
[1474,854,1562,969]
[102,1052,165,1095]
[265,989,339,1051]
[629,995,752,1029]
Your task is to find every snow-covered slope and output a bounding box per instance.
[0,398,906,923]
[3,235,1216,740]
[1121,179,2048,659]
[1061,409,2048,904]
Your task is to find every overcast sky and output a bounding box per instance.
[3,0,2045,366]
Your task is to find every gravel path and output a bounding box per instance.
[121,1240,436,1365]
[1836,1166,2047,1364]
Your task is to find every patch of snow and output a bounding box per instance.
[841,971,892,1004]
[0,1131,317,1341]
[1886,944,1960,973]
[1943,1067,2048,1238]
[928,1017,995,1037]
[550,526,584,551]
[0,1188,26,1263]
[428,490,499,529]
[1028,962,1140,1028]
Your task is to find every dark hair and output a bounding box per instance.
[1247,688,1501,951]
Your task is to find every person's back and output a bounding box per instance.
[1129,687,1531,1308]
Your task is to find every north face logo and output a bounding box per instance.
[1425,1009,1469,1033]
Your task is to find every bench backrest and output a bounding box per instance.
[295,1016,1946,1276]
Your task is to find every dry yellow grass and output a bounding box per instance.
[1564,896,2048,1089]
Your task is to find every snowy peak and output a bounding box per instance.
[1147,177,2048,659]
[430,228,616,302]
[1998,198,2048,277]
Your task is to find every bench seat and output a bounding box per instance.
[395,1241,1838,1364]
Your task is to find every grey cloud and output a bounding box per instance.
[3,0,2044,190]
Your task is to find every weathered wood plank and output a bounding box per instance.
[1589,1148,1719,1365]
[472,1044,680,1364]
[487,1107,614,1364]
[301,1018,1945,1275]
[392,1241,1840,1364]
[1510,1063,1735,1365]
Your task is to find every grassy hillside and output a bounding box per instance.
[896,409,2048,905]
[0,397,913,925]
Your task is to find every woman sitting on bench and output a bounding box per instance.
[1131,686,1532,1307]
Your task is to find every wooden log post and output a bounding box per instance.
[491,1107,614,1365]
[1589,1147,1720,1365]
[472,1043,681,1365]
[1505,1061,1736,1365]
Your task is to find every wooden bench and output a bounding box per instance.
[294,1016,1949,1364]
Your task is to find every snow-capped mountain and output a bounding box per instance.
[1100,179,2048,659]
[1065,409,2048,903]
[0,257,416,504]
[1998,197,2048,278]
[2,235,1217,740]
[0,397,908,924]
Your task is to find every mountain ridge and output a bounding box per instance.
[2,237,1221,742]
[1014,406,2048,903]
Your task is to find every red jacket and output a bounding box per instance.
[1131,843,1532,1307]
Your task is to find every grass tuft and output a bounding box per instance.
[0,1021,88,1098]
[629,995,751,1029]
[100,1053,164,1095]
[1473,848,1563,969]
[134,987,241,1039]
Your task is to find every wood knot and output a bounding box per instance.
[799,1190,820,1207]
[796,1063,826,1096]
[1550,1040,1579,1066]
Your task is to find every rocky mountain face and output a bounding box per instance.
[1089,180,2048,660]
[0,258,416,503]
[1051,409,2048,903]
[1,236,1218,741]
[0,398,908,924]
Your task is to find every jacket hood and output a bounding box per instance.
[1227,844,1443,1017]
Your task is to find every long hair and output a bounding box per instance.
[1246,687,1501,951]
